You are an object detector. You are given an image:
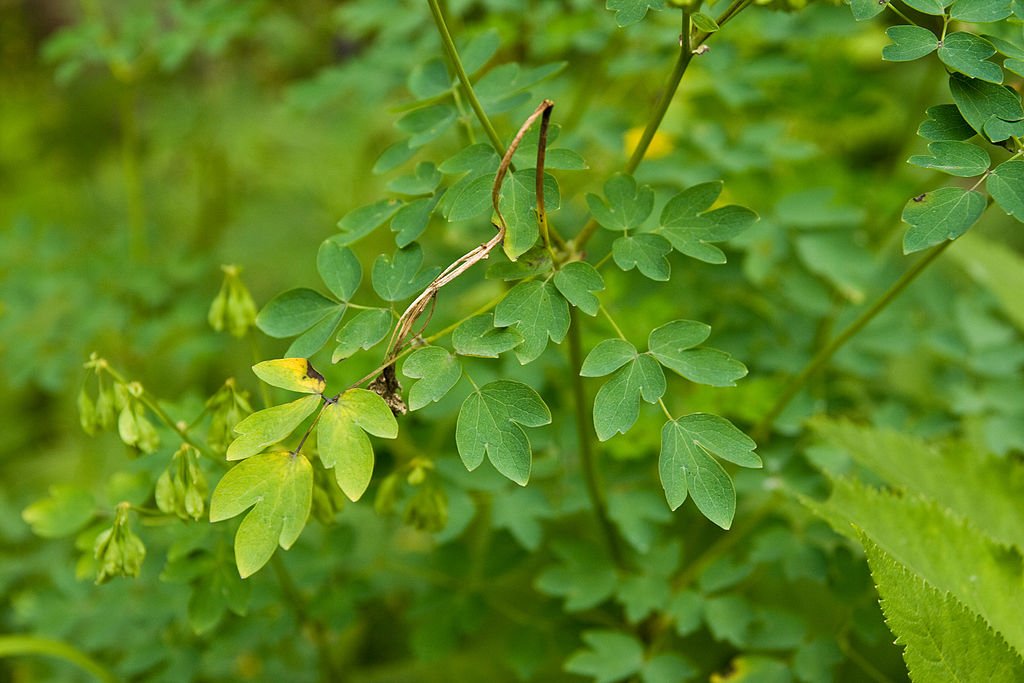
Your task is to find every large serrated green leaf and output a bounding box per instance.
[455,380,550,485]
[901,186,986,254]
[209,451,313,578]
[226,394,321,461]
[493,280,569,364]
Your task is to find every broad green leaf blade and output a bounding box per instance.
[317,400,373,501]
[22,485,94,538]
[650,344,747,387]
[986,159,1024,221]
[809,478,1024,655]
[317,239,361,301]
[493,280,570,364]
[612,234,671,281]
[332,308,392,363]
[452,313,523,358]
[402,346,462,411]
[396,104,456,147]
[592,355,665,441]
[882,26,939,62]
[386,161,442,196]
[284,306,345,358]
[256,288,340,338]
[950,0,1013,22]
[499,170,559,261]
[535,539,618,611]
[660,181,722,221]
[391,196,437,248]
[209,451,313,578]
[901,0,947,14]
[917,104,976,141]
[674,413,760,468]
[647,319,711,358]
[606,0,664,27]
[226,394,321,461]
[336,199,403,245]
[658,184,757,264]
[371,243,441,302]
[553,261,605,316]
[849,0,887,19]
[659,419,736,528]
[901,187,986,254]
[864,538,1024,681]
[455,380,551,485]
[937,32,1002,83]
[445,172,496,222]
[252,358,326,394]
[340,388,399,438]
[565,630,644,683]
[586,173,654,231]
[949,73,1024,141]
[581,339,638,377]
[691,12,718,32]
[438,143,500,175]
[907,140,990,177]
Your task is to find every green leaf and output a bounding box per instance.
[612,234,672,281]
[491,486,551,551]
[500,169,560,261]
[657,182,757,264]
[592,354,665,441]
[937,32,1002,83]
[317,238,361,301]
[402,346,462,411]
[907,140,990,177]
[22,485,94,538]
[371,243,441,302]
[864,538,1024,681]
[408,58,450,99]
[285,306,345,359]
[226,394,321,461]
[917,104,976,141]
[317,389,397,501]
[660,415,757,528]
[606,0,664,27]
[460,28,501,73]
[331,308,392,363]
[949,72,1024,142]
[336,199,403,245]
[553,261,605,316]
[373,140,415,175]
[493,280,570,364]
[395,104,456,147]
[642,654,697,683]
[849,0,887,20]
[564,630,644,683]
[444,172,496,222]
[691,13,719,32]
[455,379,551,485]
[581,338,638,377]
[535,539,618,611]
[950,0,1013,22]
[608,490,674,554]
[209,451,313,578]
[544,148,588,170]
[882,26,939,62]
[901,187,986,254]
[986,159,1024,221]
[586,173,654,231]
[391,196,437,248]
[901,0,948,14]
[386,161,442,196]
[256,288,340,338]
[438,143,500,175]
[648,320,747,386]
[948,232,1024,333]
[451,313,523,358]
[252,358,326,394]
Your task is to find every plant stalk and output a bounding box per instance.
[0,635,118,683]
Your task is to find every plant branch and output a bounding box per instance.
[568,308,627,569]
[0,635,118,683]
[427,0,505,155]
[752,239,955,442]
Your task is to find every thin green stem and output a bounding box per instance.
[599,304,629,341]
[427,0,505,155]
[0,635,118,683]
[752,239,955,442]
[568,308,627,569]
[657,398,673,421]
[885,2,918,26]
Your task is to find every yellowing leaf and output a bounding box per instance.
[252,358,326,394]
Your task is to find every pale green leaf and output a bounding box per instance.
[336,199,403,245]
[493,280,570,364]
[317,238,361,301]
[901,186,986,254]
[252,358,326,394]
[331,308,391,362]
[553,261,604,316]
[691,12,718,32]
[22,485,95,538]
[209,451,313,578]
[402,346,462,411]
[316,389,397,501]
[455,380,551,485]
[226,394,321,461]
[606,0,664,27]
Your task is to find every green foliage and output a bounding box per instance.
[9,1,1024,681]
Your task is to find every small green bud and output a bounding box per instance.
[78,388,97,436]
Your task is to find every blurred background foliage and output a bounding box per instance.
[2,0,1023,680]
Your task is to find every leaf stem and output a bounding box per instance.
[568,308,627,569]
[427,0,505,155]
[0,635,118,683]
[752,239,955,442]
[599,304,629,341]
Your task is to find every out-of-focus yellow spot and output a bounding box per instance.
[624,127,673,160]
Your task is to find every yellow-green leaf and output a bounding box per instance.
[252,358,326,394]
